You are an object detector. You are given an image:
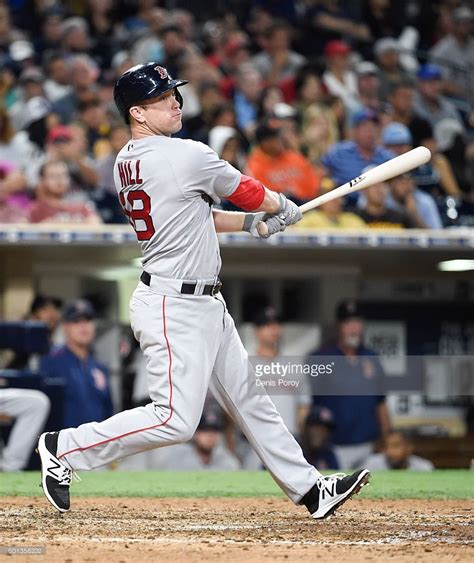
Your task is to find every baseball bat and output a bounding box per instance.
[256,146,431,237]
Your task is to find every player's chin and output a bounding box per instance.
[171,119,183,133]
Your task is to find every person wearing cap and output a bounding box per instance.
[308,300,390,469]
[39,299,113,429]
[374,37,412,101]
[322,40,359,114]
[295,177,367,230]
[321,107,393,194]
[381,123,443,229]
[301,407,339,470]
[413,63,465,131]
[246,121,323,203]
[429,6,474,104]
[251,21,306,87]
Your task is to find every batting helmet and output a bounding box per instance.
[113,63,188,124]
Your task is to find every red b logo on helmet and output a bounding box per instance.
[154,66,168,79]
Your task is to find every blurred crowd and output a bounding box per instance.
[0,0,472,228]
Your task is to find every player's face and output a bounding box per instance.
[136,89,183,136]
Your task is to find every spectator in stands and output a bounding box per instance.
[40,299,113,428]
[353,61,383,117]
[182,82,225,143]
[208,125,246,172]
[61,17,92,57]
[302,103,339,166]
[413,64,465,131]
[28,159,102,224]
[251,21,306,89]
[34,6,65,58]
[321,108,393,190]
[47,124,99,190]
[386,80,433,148]
[233,63,264,138]
[160,24,193,78]
[301,406,339,470]
[374,37,411,101]
[295,179,367,230]
[95,125,130,194]
[9,67,47,131]
[43,52,72,103]
[363,430,434,471]
[386,79,463,199]
[0,165,30,223]
[305,0,370,47]
[322,40,359,114]
[246,122,322,203]
[381,124,443,229]
[52,54,100,123]
[309,300,391,469]
[355,171,421,229]
[77,97,112,158]
[429,6,474,105]
[0,4,25,54]
[10,96,52,187]
[0,388,50,471]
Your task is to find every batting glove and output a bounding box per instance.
[243,212,286,239]
[277,194,302,226]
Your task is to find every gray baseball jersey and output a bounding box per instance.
[113,136,240,279]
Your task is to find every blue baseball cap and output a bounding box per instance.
[62,299,96,322]
[417,63,442,81]
[351,107,379,128]
[382,122,412,145]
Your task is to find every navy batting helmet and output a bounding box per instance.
[113,63,188,124]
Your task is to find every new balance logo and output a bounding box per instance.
[47,458,61,479]
[321,482,336,500]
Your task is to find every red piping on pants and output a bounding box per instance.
[58,295,173,460]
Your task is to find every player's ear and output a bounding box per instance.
[129,105,146,124]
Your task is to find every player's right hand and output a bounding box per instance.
[277,194,302,226]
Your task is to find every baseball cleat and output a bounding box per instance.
[37,432,76,513]
[301,469,370,519]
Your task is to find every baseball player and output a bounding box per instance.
[38,63,369,519]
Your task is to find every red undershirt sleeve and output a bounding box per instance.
[226,174,266,211]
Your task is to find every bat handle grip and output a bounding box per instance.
[256,220,269,237]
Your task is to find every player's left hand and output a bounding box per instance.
[243,212,286,238]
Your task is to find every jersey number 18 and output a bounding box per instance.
[119,189,155,241]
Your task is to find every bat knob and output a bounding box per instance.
[256,221,268,237]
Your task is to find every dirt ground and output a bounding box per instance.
[1,497,473,562]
